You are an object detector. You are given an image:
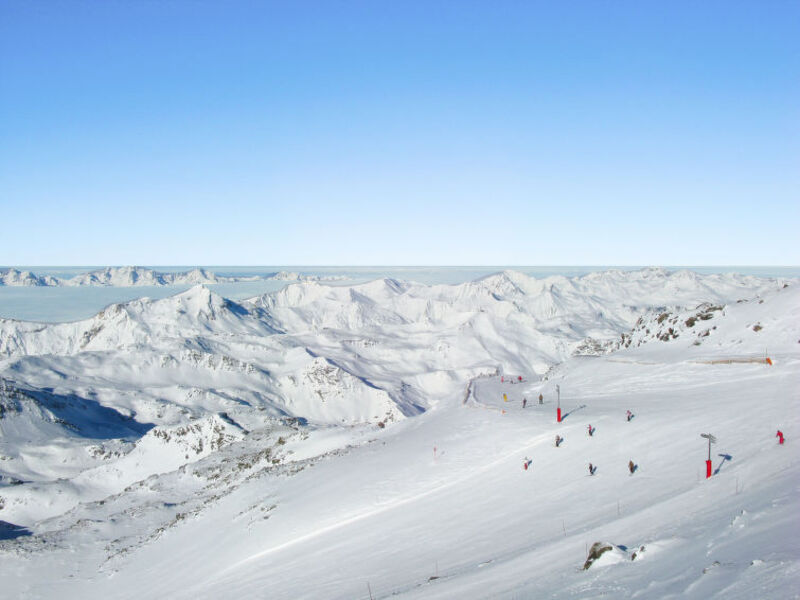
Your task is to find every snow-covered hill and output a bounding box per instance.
[0,269,797,598]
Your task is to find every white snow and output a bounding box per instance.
[0,268,797,598]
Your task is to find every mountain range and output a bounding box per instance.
[0,266,344,287]
[0,268,797,598]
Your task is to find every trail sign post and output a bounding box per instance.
[701,433,716,478]
[556,385,562,422]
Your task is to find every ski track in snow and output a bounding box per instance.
[208,427,554,585]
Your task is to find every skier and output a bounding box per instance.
[523,397,527,409]
[555,435,563,447]
[626,410,633,422]
[587,424,594,437]
[538,393,543,405]
[588,463,595,476]
[776,430,785,445]
[523,456,531,470]
[628,460,635,474]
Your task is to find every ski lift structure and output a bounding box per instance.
[701,433,717,478]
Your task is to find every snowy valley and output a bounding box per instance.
[0,268,797,599]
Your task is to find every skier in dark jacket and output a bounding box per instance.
[628,460,635,474]
[588,463,594,475]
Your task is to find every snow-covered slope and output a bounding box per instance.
[619,283,798,362]
[0,270,797,598]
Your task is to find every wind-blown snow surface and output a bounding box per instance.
[0,269,797,598]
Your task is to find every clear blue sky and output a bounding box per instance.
[1,1,798,265]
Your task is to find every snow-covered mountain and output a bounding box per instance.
[0,268,60,286]
[61,266,224,286]
[249,268,787,372]
[0,269,797,598]
[0,266,344,287]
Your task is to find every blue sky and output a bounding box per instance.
[1,1,798,265]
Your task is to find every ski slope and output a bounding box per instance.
[0,270,797,598]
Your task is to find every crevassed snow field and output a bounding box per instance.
[0,268,798,599]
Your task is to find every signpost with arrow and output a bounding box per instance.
[701,433,717,478]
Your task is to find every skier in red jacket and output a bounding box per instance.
[776,430,785,444]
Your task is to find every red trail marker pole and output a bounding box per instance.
[556,385,562,422]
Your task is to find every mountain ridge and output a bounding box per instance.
[0,266,345,287]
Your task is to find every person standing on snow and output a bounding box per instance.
[523,397,527,409]
[587,424,594,437]
[628,460,635,474]
[626,410,633,422]
[538,393,543,405]
[555,435,563,447]
[588,463,595,476]
[776,430,785,444]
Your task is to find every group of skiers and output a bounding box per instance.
[585,460,635,476]
[521,393,544,409]
[517,383,788,478]
[525,409,640,475]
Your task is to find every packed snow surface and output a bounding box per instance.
[0,268,797,599]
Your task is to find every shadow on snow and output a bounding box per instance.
[0,520,32,541]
